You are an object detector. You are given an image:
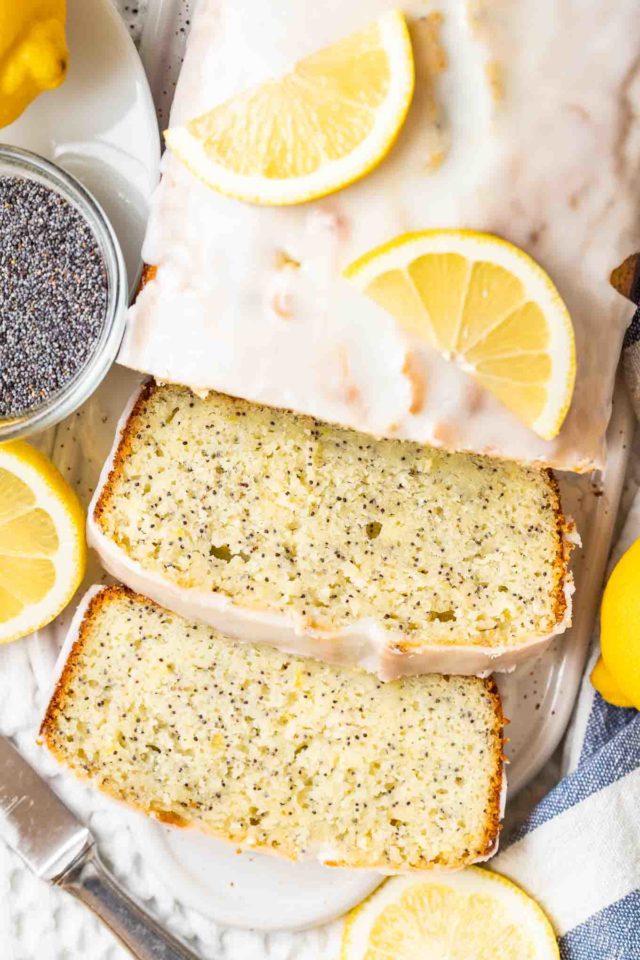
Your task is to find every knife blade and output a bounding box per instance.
[0,736,90,880]
[0,736,200,960]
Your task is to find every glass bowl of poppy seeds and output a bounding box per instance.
[0,143,127,440]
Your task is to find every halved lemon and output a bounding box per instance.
[341,868,559,960]
[165,10,414,206]
[0,441,86,644]
[345,230,576,439]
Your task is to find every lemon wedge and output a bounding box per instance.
[0,441,86,644]
[345,230,576,439]
[591,536,640,709]
[341,868,559,960]
[165,10,414,206]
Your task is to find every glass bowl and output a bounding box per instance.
[0,143,128,441]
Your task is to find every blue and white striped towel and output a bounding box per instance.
[493,488,640,959]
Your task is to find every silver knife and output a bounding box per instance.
[0,735,201,960]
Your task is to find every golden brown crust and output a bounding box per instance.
[475,675,506,862]
[139,263,157,290]
[545,468,574,631]
[41,585,505,871]
[92,381,157,531]
[40,584,133,745]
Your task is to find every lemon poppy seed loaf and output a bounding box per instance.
[89,382,574,679]
[41,586,505,871]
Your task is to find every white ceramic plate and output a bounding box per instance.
[2,0,160,292]
[129,810,382,932]
[123,384,637,932]
[29,0,636,937]
[37,376,632,934]
[497,378,634,786]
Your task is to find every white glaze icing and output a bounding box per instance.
[87,383,574,679]
[118,0,640,471]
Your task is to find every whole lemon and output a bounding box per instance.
[0,0,67,128]
[591,536,640,709]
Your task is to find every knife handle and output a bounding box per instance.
[57,845,200,960]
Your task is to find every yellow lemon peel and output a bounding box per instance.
[592,537,640,709]
[0,0,67,128]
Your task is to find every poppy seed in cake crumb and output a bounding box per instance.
[41,586,505,870]
[94,384,572,663]
[0,175,108,418]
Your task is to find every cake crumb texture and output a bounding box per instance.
[95,383,571,651]
[41,586,505,871]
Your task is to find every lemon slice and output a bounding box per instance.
[345,230,576,439]
[0,441,86,644]
[341,868,559,960]
[165,10,414,206]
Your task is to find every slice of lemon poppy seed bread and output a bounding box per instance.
[88,382,575,679]
[41,586,505,871]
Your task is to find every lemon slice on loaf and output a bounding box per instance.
[346,230,576,439]
[0,441,85,643]
[165,10,414,205]
[341,868,559,960]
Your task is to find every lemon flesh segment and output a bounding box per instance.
[0,442,86,643]
[165,10,415,205]
[345,230,576,440]
[341,868,559,960]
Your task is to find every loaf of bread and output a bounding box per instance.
[41,586,505,871]
[117,0,640,473]
[89,382,574,678]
